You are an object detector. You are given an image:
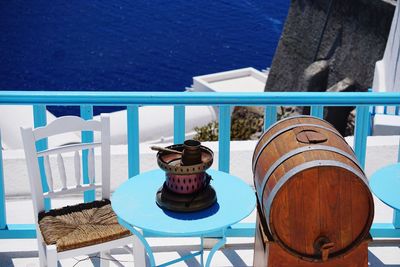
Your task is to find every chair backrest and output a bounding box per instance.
[20,115,110,219]
[372,106,400,116]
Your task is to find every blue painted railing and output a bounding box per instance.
[0,91,400,239]
[0,131,6,230]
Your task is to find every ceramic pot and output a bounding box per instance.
[165,172,206,194]
[181,139,202,166]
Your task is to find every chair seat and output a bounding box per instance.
[38,199,131,252]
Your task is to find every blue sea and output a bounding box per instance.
[0,0,289,116]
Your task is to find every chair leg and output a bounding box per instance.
[46,245,58,267]
[133,235,146,267]
[37,238,47,267]
[100,250,110,267]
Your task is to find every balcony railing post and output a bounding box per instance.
[354,106,370,168]
[311,106,324,119]
[127,105,140,178]
[174,106,185,144]
[264,106,277,131]
[393,211,400,229]
[80,105,95,202]
[0,130,6,229]
[218,106,231,173]
[394,137,400,228]
[33,105,51,211]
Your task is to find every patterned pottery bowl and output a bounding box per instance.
[165,172,206,194]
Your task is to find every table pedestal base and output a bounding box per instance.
[119,218,226,267]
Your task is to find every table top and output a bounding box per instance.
[111,169,255,237]
[370,163,400,211]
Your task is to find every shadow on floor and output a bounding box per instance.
[1,249,399,267]
[0,245,252,267]
[0,251,106,267]
[369,251,400,267]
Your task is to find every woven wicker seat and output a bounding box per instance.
[38,199,131,252]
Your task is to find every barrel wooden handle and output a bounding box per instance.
[314,236,335,262]
[150,146,183,155]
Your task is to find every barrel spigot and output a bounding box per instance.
[314,236,335,262]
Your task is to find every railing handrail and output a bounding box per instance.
[0,91,399,106]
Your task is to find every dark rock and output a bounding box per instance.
[326,77,359,93]
[265,0,396,93]
[300,60,329,115]
[324,78,361,135]
[302,60,330,92]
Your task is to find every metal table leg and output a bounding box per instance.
[118,218,157,267]
[200,236,204,266]
[205,228,227,267]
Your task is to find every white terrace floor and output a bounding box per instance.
[1,138,400,266]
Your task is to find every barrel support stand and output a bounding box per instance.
[253,215,370,267]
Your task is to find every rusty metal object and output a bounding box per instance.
[156,143,213,175]
[155,140,216,212]
[156,181,217,212]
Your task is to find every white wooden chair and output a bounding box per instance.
[20,115,145,267]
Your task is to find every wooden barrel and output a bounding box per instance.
[252,116,374,262]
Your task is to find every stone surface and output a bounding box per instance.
[302,60,330,92]
[325,77,360,135]
[265,0,396,93]
[300,60,330,115]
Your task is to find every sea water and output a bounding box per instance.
[0,0,290,116]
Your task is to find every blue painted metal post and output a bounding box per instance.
[33,105,51,210]
[368,106,374,136]
[311,106,324,119]
[0,131,6,229]
[394,137,400,228]
[174,106,185,144]
[371,223,400,238]
[127,105,140,178]
[80,105,95,202]
[354,106,370,168]
[264,106,277,131]
[397,137,400,164]
[218,106,231,173]
[393,210,400,228]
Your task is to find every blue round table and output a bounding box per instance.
[370,163,400,211]
[111,169,255,267]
